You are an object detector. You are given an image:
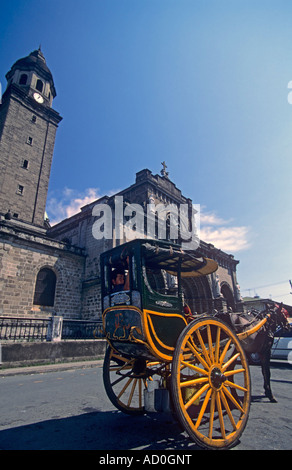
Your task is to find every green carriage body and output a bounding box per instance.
[101,239,217,361]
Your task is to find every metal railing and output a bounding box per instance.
[62,319,104,340]
[0,316,104,342]
[0,317,50,342]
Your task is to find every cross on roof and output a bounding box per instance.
[161,161,169,178]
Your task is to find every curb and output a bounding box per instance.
[0,359,104,377]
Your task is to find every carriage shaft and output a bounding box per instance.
[236,314,270,341]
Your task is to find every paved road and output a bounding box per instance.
[0,360,291,450]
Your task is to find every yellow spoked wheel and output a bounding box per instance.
[103,346,159,415]
[171,316,251,450]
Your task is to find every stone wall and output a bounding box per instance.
[0,221,85,318]
[48,207,112,319]
[0,339,106,368]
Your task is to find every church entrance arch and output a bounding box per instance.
[182,276,213,314]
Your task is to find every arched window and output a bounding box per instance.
[19,74,28,85]
[36,79,44,93]
[33,268,56,307]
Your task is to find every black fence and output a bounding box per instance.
[62,319,104,340]
[0,317,50,342]
[0,316,104,342]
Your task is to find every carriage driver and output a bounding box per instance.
[111,258,130,292]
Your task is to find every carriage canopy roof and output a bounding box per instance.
[141,241,218,277]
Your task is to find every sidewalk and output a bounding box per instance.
[0,359,104,377]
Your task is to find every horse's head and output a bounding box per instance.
[273,303,290,332]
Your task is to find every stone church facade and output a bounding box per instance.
[0,49,242,321]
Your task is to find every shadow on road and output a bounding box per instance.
[251,394,276,403]
[0,410,200,451]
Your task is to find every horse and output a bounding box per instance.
[214,303,290,403]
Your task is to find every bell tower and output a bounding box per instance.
[0,48,62,227]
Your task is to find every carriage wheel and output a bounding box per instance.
[103,346,159,415]
[171,316,251,449]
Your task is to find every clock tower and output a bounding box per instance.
[0,48,62,227]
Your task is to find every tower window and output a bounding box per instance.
[36,79,44,93]
[31,115,37,123]
[27,136,33,145]
[22,159,29,169]
[33,267,57,307]
[19,74,28,85]
[17,184,24,195]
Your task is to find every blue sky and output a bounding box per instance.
[1,0,291,304]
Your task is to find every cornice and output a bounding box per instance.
[1,84,62,125]
[0,220,85,257]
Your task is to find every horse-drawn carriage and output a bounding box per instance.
[100,239,289,449]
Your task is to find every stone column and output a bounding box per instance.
[47,316,63,342]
